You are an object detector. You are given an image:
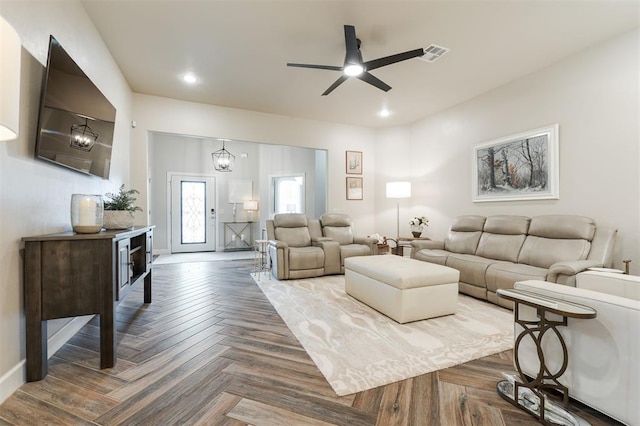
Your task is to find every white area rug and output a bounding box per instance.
[252,273,514,396]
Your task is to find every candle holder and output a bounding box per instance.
[70,194,103,233]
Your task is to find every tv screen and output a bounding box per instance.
[35,36,116,179]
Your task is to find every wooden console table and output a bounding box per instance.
[22,226,154,381]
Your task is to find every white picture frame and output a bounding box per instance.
[472,124,559,202]
[228,179,252,203]
[346,177,363,200]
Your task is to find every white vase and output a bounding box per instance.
[103,210,135,230]
[411,225,423,237]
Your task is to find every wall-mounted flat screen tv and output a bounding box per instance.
[35,36,116,179]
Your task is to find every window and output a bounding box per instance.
[272,174,305,214]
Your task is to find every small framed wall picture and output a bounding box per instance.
[346,177,363,200]
[346,150,363,174]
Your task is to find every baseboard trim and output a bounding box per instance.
[0,315,94,404]
[48,315,94,358]
[0,360,25,404]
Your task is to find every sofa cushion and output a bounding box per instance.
[339,244,372,262]
[323,226,354,245]
[451,215,486,232]
[274,227,312,247]
[320,213,351,227]
[476,233,526,263]
[444,231,482,255]
[483,215,530,235]
[528,215,596,240]
[445,253,497,287]
[288,246,325,270]
[485,262,548,293]
[274,213,308,228]
[518,236,591,269]
[443,215,485,254]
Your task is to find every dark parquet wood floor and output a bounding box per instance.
[0,259,619,425]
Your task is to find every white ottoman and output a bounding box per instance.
[344,256,460,323]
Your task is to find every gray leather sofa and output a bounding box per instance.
[267,213,377,280]
[267,213,340,280]
[410,215,617,308]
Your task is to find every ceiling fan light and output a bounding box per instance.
[344,63,364,76]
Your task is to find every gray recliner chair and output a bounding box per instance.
[319,213,378,273]
[266,213,340,280]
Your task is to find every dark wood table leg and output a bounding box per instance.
[100,242,116,369]
[24,242,47,381]
[99,310,115,369]
[144,270,152,303]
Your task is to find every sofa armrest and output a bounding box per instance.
[577,271,640,300]
[354,236,378,254]
[546,259,602,284]
[411,240,444,250]
[354,236,377,245]
[269,239,288,249]
[268,240,289,279]
[313,239,341,274]
[311,236,333,243]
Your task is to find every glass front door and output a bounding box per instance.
[170,174,216,253]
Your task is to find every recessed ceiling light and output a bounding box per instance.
[378,107,391,117]
[182,72,198,84]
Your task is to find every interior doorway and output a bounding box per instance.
[169,173,217,253]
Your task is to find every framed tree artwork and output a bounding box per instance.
[346,151,363,174]
[346,177,363,200]
[473,124,559,202]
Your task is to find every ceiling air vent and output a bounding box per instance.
[419,44,450,63]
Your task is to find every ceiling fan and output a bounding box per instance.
[287,24,425,96]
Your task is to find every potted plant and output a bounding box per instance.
[103,184,143,229]
[409,216,429,237]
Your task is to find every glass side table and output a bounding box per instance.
[254,239,270,279]
[496,288,596,425]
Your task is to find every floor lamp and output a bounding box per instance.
[386,182,411,239]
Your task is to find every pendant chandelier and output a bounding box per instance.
[212,139,235,172]
[69,117,99,151]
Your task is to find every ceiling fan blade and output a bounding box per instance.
[322,75,349,96]
[287,63,343,71]
[364,48,425,71]
[344,25,360,65]
[357,72,391,92]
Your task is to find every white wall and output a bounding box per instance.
[373,126,413,240]
[403,29,639,273]
[0,1,132,402]
[131,94,378,237]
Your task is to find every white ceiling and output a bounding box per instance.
[81,0,639,128]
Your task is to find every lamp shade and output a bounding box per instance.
[386,181,411,199]
[243,200,258,210]
[0,15,21,141]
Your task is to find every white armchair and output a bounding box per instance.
[513,272,640,425]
